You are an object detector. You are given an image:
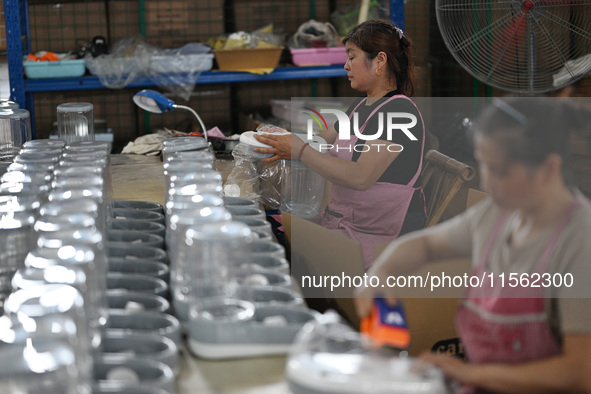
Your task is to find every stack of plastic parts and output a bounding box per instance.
[0,138,179,393]
[160,137,318,359]
[85,35,213,100]
[286,311,449,394]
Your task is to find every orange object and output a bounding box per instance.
[40,52,60,61]
[360,298,411,349]
[27,53,39,61]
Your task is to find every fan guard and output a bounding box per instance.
[436,0,591,94]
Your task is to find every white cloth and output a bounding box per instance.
[121,133,168,156]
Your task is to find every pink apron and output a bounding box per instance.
[456,198,583,393]
[319,95,425,269]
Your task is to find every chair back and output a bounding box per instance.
[420,150,475,227]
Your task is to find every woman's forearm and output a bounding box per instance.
[469,355,591,393]
[369,232,432,277]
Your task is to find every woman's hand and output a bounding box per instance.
[253,133,305,163]
[420,352,477,387]
[353,267,399,319]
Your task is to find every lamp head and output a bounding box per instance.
[132,89,176,114]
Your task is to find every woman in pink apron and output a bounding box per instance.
[356,97,591,392]
[255,19,427,269]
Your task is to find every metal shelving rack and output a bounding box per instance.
[5,0,403,138]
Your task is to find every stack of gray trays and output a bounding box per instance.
[100,199,180,394]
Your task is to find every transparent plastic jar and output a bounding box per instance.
[286,311,448,394]
[4,284,93,391]
[57,102,94,144]
[280,134,328,219]
[22,245,108,350]
[174,221,252,322]
[0,109,31,159]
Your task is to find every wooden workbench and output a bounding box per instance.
[110,154,293,394]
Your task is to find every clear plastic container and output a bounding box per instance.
[280,134,328,219]
[175,221,253,322]
[57,102,94,144]
[0,109,32,157]
[0,203,36,276]
[286,311,448,394]
[22,246,108,349]
[4,284,93,387]
[0,337,89,394]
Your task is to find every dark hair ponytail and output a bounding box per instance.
[343,19,415,97]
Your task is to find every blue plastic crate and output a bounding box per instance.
[23,59,86,79]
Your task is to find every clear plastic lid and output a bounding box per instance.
[0,100,19,110]
[23,139,66,148]
[56,102,94,113]
[286,311,448,394]
[0,108,29,119]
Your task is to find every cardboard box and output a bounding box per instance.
[466,188,488,209]
[214,47,283,71]
[284,212,470,357]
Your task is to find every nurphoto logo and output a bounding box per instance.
[303,107,418,153]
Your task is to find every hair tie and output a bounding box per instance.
[394,26,404,40]
[297,143,310,161]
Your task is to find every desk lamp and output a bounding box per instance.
[133,89,208,143]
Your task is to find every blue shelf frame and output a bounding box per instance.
[23,66,349,92]
[5,0,403,138]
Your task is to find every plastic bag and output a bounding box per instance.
[224,143,261,201]
[86,35,211,100]
[224,137,283,208]
[257,160,283,209]
[289,20,342,49]
[85,35,148,89]
[143,42,212,101]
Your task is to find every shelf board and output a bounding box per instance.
[23,65,348,92]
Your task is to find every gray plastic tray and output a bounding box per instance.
[188,304,319,359]
[113,200,164,213]
[108,230,165,249]
[107,273,169,298]
[107,310,181,345]
[108,258,169,282]
[93,357,175,394]
[111,219,166,238]
[113,208,165,224]
[107,290,170,313]
[108,243,168,264]
[100,330,179,372]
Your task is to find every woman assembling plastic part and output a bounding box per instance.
[254,19,426,269]
[355,97,591,393]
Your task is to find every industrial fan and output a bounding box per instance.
[436,0,591,94]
